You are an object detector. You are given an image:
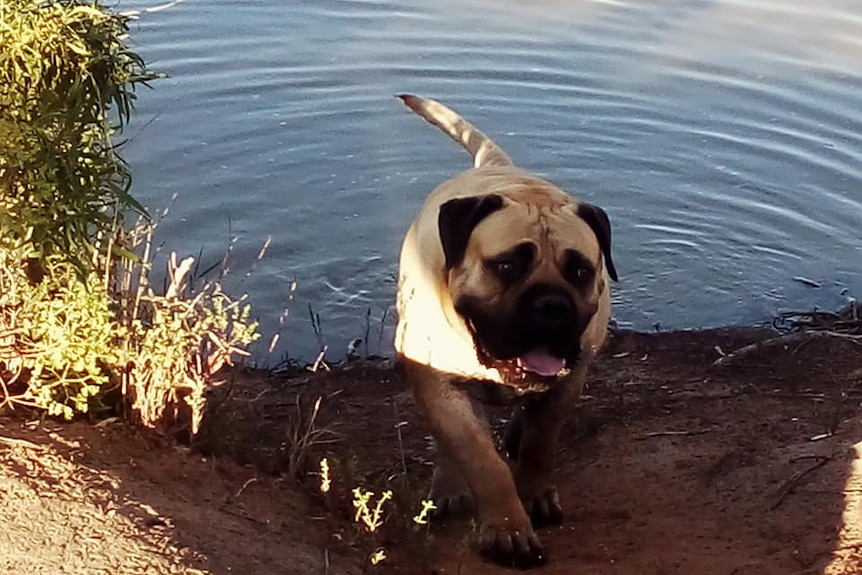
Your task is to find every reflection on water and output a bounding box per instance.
[121,0,862,362]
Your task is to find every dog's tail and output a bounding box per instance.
[397,94,512,168]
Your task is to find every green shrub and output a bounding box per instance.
[0,249,117,420]
[0,224,261,428]
[0,0,159,274]
[0,1,260,430]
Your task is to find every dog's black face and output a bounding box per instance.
[455,280,598,382]
[439,187,616,383]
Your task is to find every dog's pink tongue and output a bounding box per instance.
[518,351,565,376]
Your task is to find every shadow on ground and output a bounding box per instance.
[0,413,359,574]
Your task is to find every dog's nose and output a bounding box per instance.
[530,294,572,326]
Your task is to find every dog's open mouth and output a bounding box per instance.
[465,320,573,391]
[474,341,571,389]
[488,350,571,393]
[516,349,567,377]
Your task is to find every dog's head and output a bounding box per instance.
[439,182,617,383]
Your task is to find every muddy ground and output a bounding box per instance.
[1,327,861,574]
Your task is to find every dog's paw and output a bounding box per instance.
[478,519,547,569]
[430,492,475,519]
[429,460,475,519]
[521,486,563,528]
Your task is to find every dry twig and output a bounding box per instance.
[233,477,258,499]
[714,330,862,367]
[770,456,832,510]
[636,428,716,440]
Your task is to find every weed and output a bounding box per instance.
[106,215,260,433]
[352,487,392,533]
[284,396,339,479]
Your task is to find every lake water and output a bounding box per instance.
[120,0,862,364]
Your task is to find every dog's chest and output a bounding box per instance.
[453,376,556,406]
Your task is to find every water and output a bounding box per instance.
[120,0,862,363]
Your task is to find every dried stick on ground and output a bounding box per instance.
[635,429,716,440]
[714,330,862,367]
[771,456,832,510]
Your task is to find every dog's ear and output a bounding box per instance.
[577,202,618,282]
[438,194,505,269]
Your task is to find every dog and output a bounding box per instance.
[394,94,617,568]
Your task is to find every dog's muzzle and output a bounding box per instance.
[512,287,578,376]
[462,284,583,387]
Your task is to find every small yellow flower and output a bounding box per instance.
[319,458,331,494]
[369,549,387,565]
[352,488,392,532]
[412,499,437,525]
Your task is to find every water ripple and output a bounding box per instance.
[121,0,862,361]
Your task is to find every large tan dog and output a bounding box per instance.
[394,94,617,568]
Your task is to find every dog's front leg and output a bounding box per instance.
[403,359,547,568]
[509,365,589,527]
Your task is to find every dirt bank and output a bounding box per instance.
[2,327,861,574]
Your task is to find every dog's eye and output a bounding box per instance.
[486,242,534,284]
[487,258,523,283]
[568,264,594,286]
[496,260,518,278]
[563,249,596,287]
